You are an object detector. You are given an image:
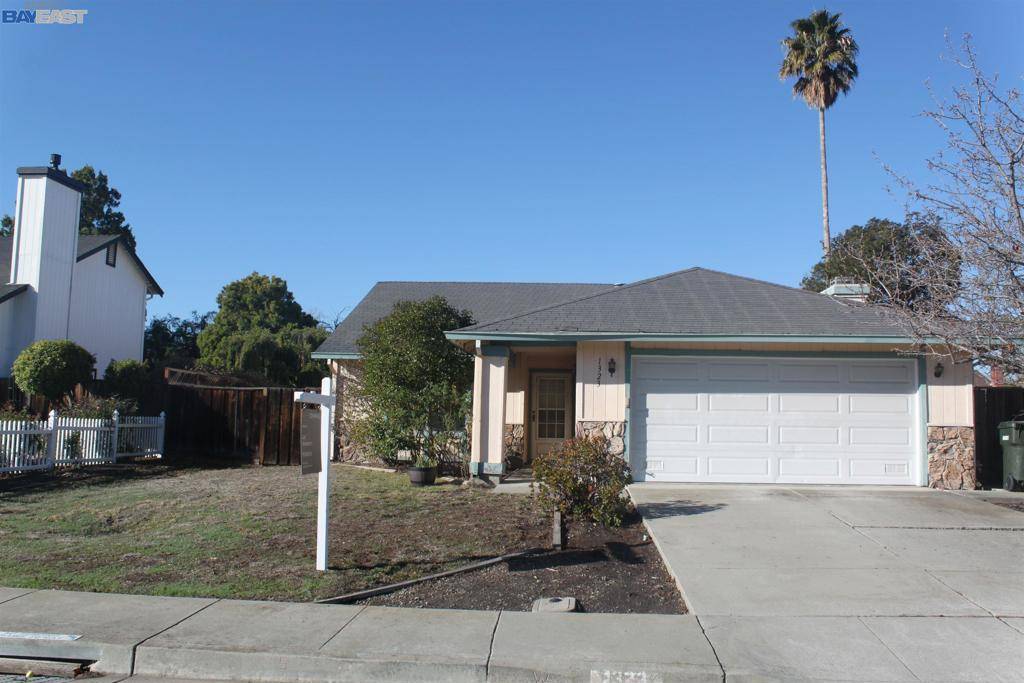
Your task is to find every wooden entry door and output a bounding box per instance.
[530,372,574,460]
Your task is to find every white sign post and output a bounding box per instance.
[294,376,336,571]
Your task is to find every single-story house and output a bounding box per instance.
[314,268,976,489]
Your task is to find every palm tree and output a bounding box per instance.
[780,10,859,257]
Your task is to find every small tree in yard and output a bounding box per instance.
[533,435,632,529]
[354,297,475,469]
[104,359,149,404]
[12,340,95,403]
[850,38,1024,376]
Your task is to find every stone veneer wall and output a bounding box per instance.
[333,359,367,462]
[928,426,977,490]
[576,421,626,456]
[503,424,525,469]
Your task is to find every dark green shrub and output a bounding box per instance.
[353,297,474,471]
[533,435,632,527]
[103,359,149,403]
[12,340,95,402]
[61,394,137,419]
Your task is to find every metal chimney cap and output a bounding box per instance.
[49,153,62,170]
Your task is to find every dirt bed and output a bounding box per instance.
[359,512,686,614]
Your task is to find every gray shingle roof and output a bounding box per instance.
[454,267,906,338]
[314,281,612,357]
[0,234,162,296]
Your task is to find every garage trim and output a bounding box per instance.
[626,349,929,486]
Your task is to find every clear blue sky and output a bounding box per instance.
[1,1,1020,324]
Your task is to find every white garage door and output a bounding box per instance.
[629,356,922,485]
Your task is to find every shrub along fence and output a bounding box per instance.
[973,386,1024,489]
[0,410,165,474]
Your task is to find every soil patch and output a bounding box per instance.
[358,512,686,614]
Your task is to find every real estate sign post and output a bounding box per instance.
[294,376,335,571]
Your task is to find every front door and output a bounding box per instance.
[530,372,574,460]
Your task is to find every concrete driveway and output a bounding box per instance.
[630,484,1024,682]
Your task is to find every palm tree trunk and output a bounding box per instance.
[819,107,831,257]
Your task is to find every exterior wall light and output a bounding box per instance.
[934,362,945,378]
[607,358,616,376]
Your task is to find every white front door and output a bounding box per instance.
[530,372,574,460]
[630,356,921,485]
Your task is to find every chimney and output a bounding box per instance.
[821,277,870,303]
[8,157,85,346]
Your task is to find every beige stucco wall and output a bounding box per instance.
[576,341,627,422]
[504,348,575,425]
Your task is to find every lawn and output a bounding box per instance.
[0,463,547,602]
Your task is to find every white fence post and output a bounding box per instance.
[111,410,120,463]
[46,409,58,469]
[158,411,166,457]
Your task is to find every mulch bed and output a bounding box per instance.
[358,511,687,614]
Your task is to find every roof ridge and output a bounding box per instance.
[458,267,703,331]
[375,280,612,286]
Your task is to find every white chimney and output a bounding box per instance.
[8,156,84,348]
[821,278,870,303]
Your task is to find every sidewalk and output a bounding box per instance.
[0,589,722,682]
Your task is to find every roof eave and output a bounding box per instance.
[76,234,164,296]
[311,351,361,360]
[444,331,934,345]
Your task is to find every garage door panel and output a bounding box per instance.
[849,394,911,415]
[642,424,699,444]
[708,393,770,411]
[779,394,841,413]
[848,426,912,446]
[634,360,699,381]
[708,361,771,382]
[779,426,840,445]
[778,362,841,383]
[849,362,913,384]
[630,356,920,485]
[642,393,699,411]
[708,456,771,476]
[778,457,841,477]
[708,424,770,444]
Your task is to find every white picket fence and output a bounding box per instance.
[0,410,165,474]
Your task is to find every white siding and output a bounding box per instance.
[68,246,148,376]
[0,301,17,375]
[9,175,81,344]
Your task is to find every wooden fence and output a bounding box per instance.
[159,383,311,465]
[973,386,1024,489]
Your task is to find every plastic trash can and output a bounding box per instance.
[998,420,1024,491]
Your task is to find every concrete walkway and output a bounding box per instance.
[0,589,722,682]
[630,483,1024,682]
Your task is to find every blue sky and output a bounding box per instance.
[1,1,1020,324]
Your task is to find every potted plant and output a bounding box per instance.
[407,452,437,486]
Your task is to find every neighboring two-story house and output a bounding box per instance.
[0,158,162,378]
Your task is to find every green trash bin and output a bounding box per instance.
[998,420,1024,491]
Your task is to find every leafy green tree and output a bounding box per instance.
[72,166,136,250]
[145,311,214,368]
[801,216,960,308]
[780,10,859,256]
[103,359,150,404]
[0,215,12,237]
[12,340,95,402]
[353,297,474,468]
[197,273,327,386]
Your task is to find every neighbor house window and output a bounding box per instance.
[105,242,117,267]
